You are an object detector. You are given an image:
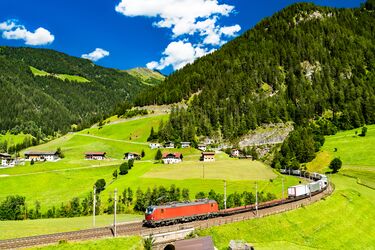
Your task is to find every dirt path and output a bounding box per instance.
[75,133,149,145]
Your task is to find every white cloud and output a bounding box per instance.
[147,41,213,70]
[220,24,241,37]
[0,20,16,31]
[0,20,54,46]
[81,48,110,62]
[115,0,241,71]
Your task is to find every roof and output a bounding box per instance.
[0,153,11,158]
[85,152,106,156]
[181,142,191,144]
[175,236,214,250]
[24,151,57,156]
[202,152,215,155]
[162,152,182,158]
[198,144,206,147]
[149,200,217,210]
[124,152,140,156]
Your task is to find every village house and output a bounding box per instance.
[24,151,59,162]
[197,144,207,151]
[201,151,215,162]
[0,153,15,167]
[164,141,175,149]
[231,149,241,158]
[124,152,141,160]
[181,142,191,148]
[149,143,162,149]
[85,152,106,160]
[162,152,183,164]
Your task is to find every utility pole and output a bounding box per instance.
[282,177,284,202]
[255,182,258,216]
[114,188,117,237]
[203,164,205,179]
[224,180,227,210]
[93,186,96,227]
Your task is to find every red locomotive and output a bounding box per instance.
[144,200,219,227]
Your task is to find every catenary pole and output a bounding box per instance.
[114,188,117,237]
[255,182,258,216]
[93,186,96,227]
[224,180,227,210]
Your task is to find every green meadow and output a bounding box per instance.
[0,132,33,145]
[0,114,301,216]
[30,66,90,83]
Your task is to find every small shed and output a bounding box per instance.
[228,240,254,250]
[124,152,141,160]
[197,144,207,151]
[201,151,215,162]
[174,236,215,250]
[85,152,106,160]
[181,142,191,148]
[164,141,175,148]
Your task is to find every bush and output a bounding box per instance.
[119,162,129,175]
[329,158,342,173]
[359,126,368,137]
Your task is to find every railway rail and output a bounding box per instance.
[0,182,333,249]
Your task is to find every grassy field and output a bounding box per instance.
[198,174,375,249]
[0,214,142,240]
[35,236,143,250]
[0,132,33,145]
[0,114,301,215]
[30,66,90,83]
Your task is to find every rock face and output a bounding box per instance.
[239,123,294,148]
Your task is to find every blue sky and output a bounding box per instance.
[0,0,364,74]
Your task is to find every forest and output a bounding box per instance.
[0,47,152,138]
[135,2,375,146]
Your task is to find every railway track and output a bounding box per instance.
[0,184,333,249]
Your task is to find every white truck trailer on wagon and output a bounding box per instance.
[288,184,309,198]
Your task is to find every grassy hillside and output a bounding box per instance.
[0,46,148,137]
[126,67,164,86]
[0,114,302,216]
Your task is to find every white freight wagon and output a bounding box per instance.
[288,184,309,198]
[308,181,321,193]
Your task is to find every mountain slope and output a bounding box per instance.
[135,2,375,140]
[125,67,165,86]
[0,47,148,136]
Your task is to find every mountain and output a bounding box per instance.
[135,2,375,141]
[0,47,149,137]
[125,67,165,86]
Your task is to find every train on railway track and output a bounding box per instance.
[143,170,328,227]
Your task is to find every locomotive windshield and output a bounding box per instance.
[146,207,155,214]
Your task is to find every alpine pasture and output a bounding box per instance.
[0,114,300,216]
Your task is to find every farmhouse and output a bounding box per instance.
[149,143,162,149]
[162,152,183,164]
[181,142,191,148]
[197,144,207,151]
[164,141,175,148]
[201,152,215,162]
[24,151,59,162]
[85,152,106,160]
[124,152,141,160]
[231,149,241,158]
[0,153,15,167]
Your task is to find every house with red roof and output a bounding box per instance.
[162,152,183,164]
[85,152,106,160]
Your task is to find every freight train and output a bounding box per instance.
[143,171,328,227]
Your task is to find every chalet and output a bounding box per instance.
[231,149,240,158]
[85,152,106,160]
[0,153,14,167]
[197,144,207,151]
[24,151,59,162]
[201,151,215,162]
[124,152,141,160]
[162,152,182,164]
[149,143,162,149]
[181,142,191,148]
[164,141,175,149]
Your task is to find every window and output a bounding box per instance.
[161,209,164,213]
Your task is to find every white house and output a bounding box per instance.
[231,149,241,158]
[201,152,215,162]
[0,153,15,167]
[149,143,162,150]
[24,151,60,162]
[197,144,207,151]
[85,152,106,160]
[181,142,191,148]
[164,141,175,149]
[124,152,141,160]
[162,152,182,164]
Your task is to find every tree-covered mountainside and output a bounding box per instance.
[125,67,165,86]
[0,47,149,137]
[135,2,375,141]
